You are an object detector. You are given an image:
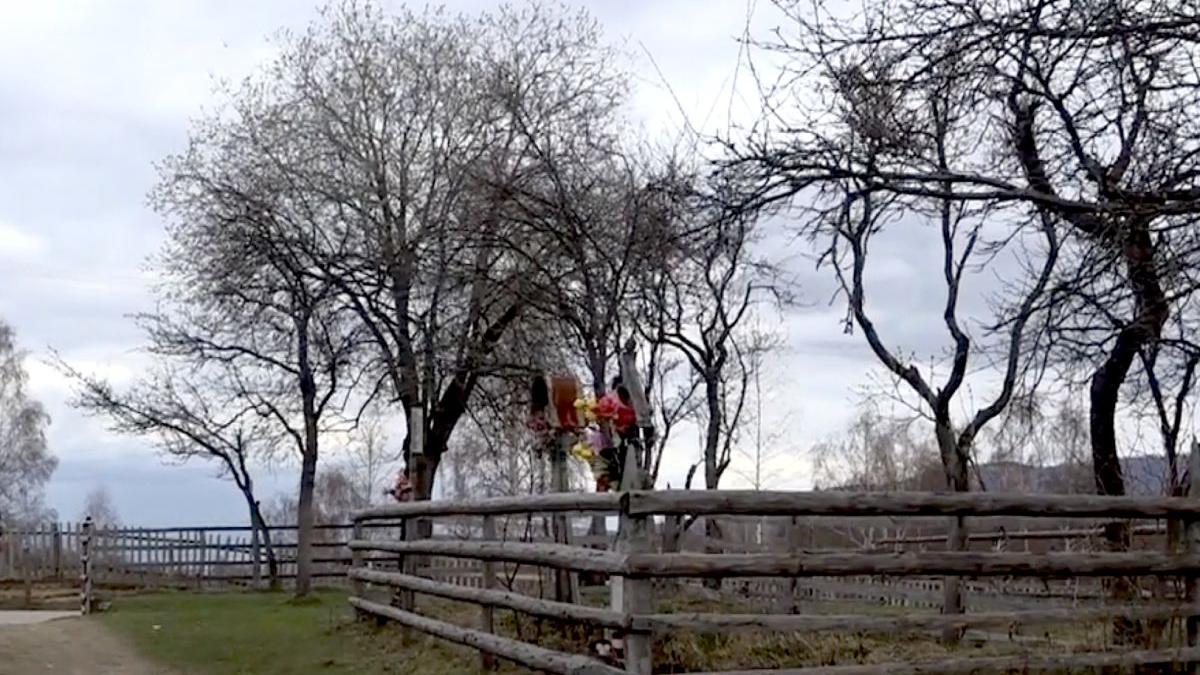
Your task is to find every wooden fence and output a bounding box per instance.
[0,519,606,593]
[0,522,376,588]
[348,488,1200,675]
[5,512,1179,608]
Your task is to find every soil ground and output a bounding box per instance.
[0,612,173,675]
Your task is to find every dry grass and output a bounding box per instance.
[96,584,1195,674]
[0,580,79,610]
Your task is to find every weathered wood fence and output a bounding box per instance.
[0,522,372,588]
[348,489,1200,674]
[0,519,605,593]
[6,512,1184,608]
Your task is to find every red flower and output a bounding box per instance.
[596,392,636,432]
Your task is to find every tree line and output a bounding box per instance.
[51,0,1200,605]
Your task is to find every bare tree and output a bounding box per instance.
[633,173,784,576]
[80,486,120,528]
[311,465,363,525]
[1134,317,1200,493]
[166,2,636,509]
[812,406,943,492]
[642,177,783,497]
[642,341,701,489]
[731,0,1200,507]
[811,406,944,549]
[725,16,1063,628]
[730,319,797,492]
[0,319,55,526]
[985,395,1094,494]
[152,18,383,593]
[484,18,632,396]
[341,407,399,508]
[137,234,359,599]
[62,360,283,586]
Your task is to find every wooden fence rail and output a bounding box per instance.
[347,481,1200,675]
[0,518,607,595]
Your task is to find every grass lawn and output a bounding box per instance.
[96,587,1122,674]
[98,589,529,675]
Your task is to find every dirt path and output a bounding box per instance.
[0,615,176,675]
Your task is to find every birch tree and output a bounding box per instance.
[0,320,55,525]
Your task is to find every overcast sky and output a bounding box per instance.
[0,0,985,526]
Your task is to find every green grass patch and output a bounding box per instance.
[97,587,1148,674]
[98,589,533,675]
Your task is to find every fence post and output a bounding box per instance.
[80,518,93,615]
[941,515,967,644]
[22,542,32,608]
[196,531,205,589]
[480,514,497,671]
[216,532,223,585]
[95,526,106,588]
[551,432,576,604]
[619,514,653,673]
[1187,440,1200,670]
[393,515,415,640]
[786,515,802,614]
[613,442,652,675]
[137,529,147,589]
[251,519,263,588]
[52,522,62,581]
[351,520,364,611]
[167,533,177,585]
[5,525,14,577]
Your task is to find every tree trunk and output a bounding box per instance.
[1090,219,1168,498]
[294,447,318,598]
[409,432,443,502]
[704,387,722,492]
[1088,219,1167,644]
[416,301,521,503]
[1090,344,1134,499]
[408,425,439,540]
[246,496,279,590]
[703,384,723,590]
[293,309,322,599]
[935,420,969,644]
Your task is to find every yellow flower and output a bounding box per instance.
[570,441,595,462]
[573,397,597,424]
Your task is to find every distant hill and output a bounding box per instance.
[976,455,1174,496]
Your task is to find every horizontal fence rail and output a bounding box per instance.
[1,522,394,590]
[624,489,1200,518]
[353,492,623,520]
[625,550,1200,577]
[346,486,1200,675]
[350,596,625,675]
[0,517,606,594]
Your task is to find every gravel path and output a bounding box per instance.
[0,614,175,675]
